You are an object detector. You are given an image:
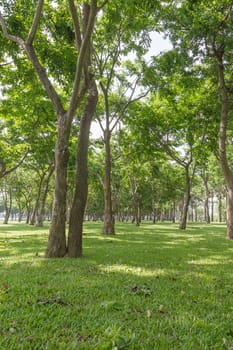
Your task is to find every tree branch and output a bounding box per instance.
[68,0,98,116]
[24,45,65,116]
[0,6,65,117]
[68,0,82,51]
[0,13,24,46]
[0,150,29,178]
[27,0,44,45]
[98,0,109,10]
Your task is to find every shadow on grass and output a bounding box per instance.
[1,222,233,349]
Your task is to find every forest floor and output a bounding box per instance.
[0,221,232,349]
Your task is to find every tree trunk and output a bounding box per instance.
[194,205,198,222]
[218,193,222,223]
[211,192,214,222]
[102,129,115,235]
[25,206,31,224]
[179,167,191,230]
[68,81,98,257]
[203,174,210,224]
[133,195,141,226]
[215,49,233,239]
[46,113,71,257]
[172,202,176,223]
[30,173,45,225]
[36,164,54,227]
[101,83,115,235]
[3,187,12,224]
[226,189,233,239]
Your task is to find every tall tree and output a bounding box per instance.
[161,0,233,237]
[93,1,152,234]
[0,0,101,257]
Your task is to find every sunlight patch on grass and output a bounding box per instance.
[1,221,233,349]
[99,263,166,277]
[188,255,229,265]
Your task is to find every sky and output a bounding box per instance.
[90,32,172,139]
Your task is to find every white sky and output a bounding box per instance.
[90,32,172,139]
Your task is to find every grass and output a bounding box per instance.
[0,221,233,349]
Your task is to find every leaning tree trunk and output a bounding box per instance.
[179,167,191,230]
[46,113,71,257]
[67,81,98,257]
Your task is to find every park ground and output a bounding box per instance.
[0,222,233,349]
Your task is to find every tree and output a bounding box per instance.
[0,0,101,257]
[93,1,152,234]
[161,1,233,237]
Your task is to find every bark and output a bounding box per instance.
[67,80,98,257]
[46,113,71,257]
[179,167,191,230]
[215,47,233,239]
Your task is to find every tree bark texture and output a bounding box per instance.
[68,81,98,257]
[46,113,71,257]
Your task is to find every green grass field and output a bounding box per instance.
[0,221,233,349]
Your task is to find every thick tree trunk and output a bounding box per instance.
[46,113,71,257]
[68,81,98,257]
[179,168,191,230]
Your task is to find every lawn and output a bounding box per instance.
[0,221,233,349]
